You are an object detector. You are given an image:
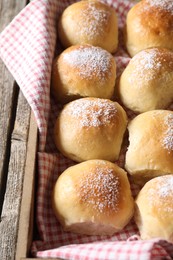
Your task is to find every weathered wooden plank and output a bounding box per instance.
[0,0,27,31]
[0,90,31,260]
[21,257,63,260]
[0,0,28,213]
[22,258,62,260]
[15,112,37,260]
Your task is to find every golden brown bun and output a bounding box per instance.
[135,175,173,242]
[125,0,173,57]
[125,110,173,185]
[51,45,116,103]
[52,160,134,236]
[58,0,118,53]
[118,48,173,113]
[54,98,127,162]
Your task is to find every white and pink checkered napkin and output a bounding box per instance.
[0,0,173,259]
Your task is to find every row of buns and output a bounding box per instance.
[51,0,173,242]
[53,0,173,111]
[54,101,173,185]
[52,45,173,112]
[52,107,173,241]
[53,160,173,242]
[58,0,173,56]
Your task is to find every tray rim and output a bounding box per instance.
[15,111,38,260]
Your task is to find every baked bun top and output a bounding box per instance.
[52,160,134,236]
[125,110,173,185]
[51,45,116,103]
[125,0,173,56]
[118,47,173,113]
[135,175,173,242]
[58,0,118,53]
[54,98,127,162]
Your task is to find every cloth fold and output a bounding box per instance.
[0,0,59,151]
[0,0,173,259]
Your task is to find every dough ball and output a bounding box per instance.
[52,160,134,236]
[125,0,173,57]
[54,97,127,162]
[52,45,116,103]
[58,0,118,53]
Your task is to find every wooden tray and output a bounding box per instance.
[15,112,37,260]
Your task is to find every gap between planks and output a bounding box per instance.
[0,90,31,260]
[0,0,28,214]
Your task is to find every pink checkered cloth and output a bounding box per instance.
[0,0,173,259]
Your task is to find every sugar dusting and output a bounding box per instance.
[66,98,117,127]
[128,49,162,86]
[78,163,120,214]
[128,48,173,87]
[162,114,173,152]
[152,110,165,118]
[146,0,173,13]
[63,46,113,81]
[77,1,110,40]
[148,176,173,213]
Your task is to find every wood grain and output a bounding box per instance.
[0,90,31,260]
[0,1,31,259]
[0,0,27,213]
[15,112,37,260]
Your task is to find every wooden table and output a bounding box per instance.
[0,1,37,259]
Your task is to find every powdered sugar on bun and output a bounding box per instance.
[54,98,127,162]
[125,110,173,186]
[162,114,173,152]
[52,45,116,103]
[78,165,120,214]
[65,98,117,128]
[76,1,111,41]
[62,45,113,81]
[119,48,173,113]
[135,175,173,242]
[52,160,134,236]
[147,175,173,213]
[58,1,118,53]
[146,0,173,13]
